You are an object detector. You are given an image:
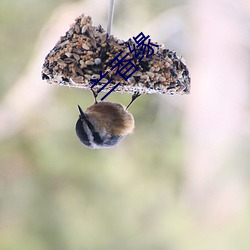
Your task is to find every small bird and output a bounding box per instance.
[76,101,135,149]
[75,89,140,149]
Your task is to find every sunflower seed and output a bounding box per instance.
[72,76,84,83]
[63,58,75,64]
[85,60,94,65]
[82,43,90,50]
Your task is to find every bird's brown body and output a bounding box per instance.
[75,101,134,149]
[85,102,134,136]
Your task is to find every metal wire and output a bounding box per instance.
[107,0,115,34]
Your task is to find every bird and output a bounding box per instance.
[75,92,139,149]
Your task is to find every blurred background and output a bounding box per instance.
[1,0,250,249]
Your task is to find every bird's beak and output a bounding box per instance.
[77,105,86,119]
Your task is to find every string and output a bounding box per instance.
[107,0,115,34]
